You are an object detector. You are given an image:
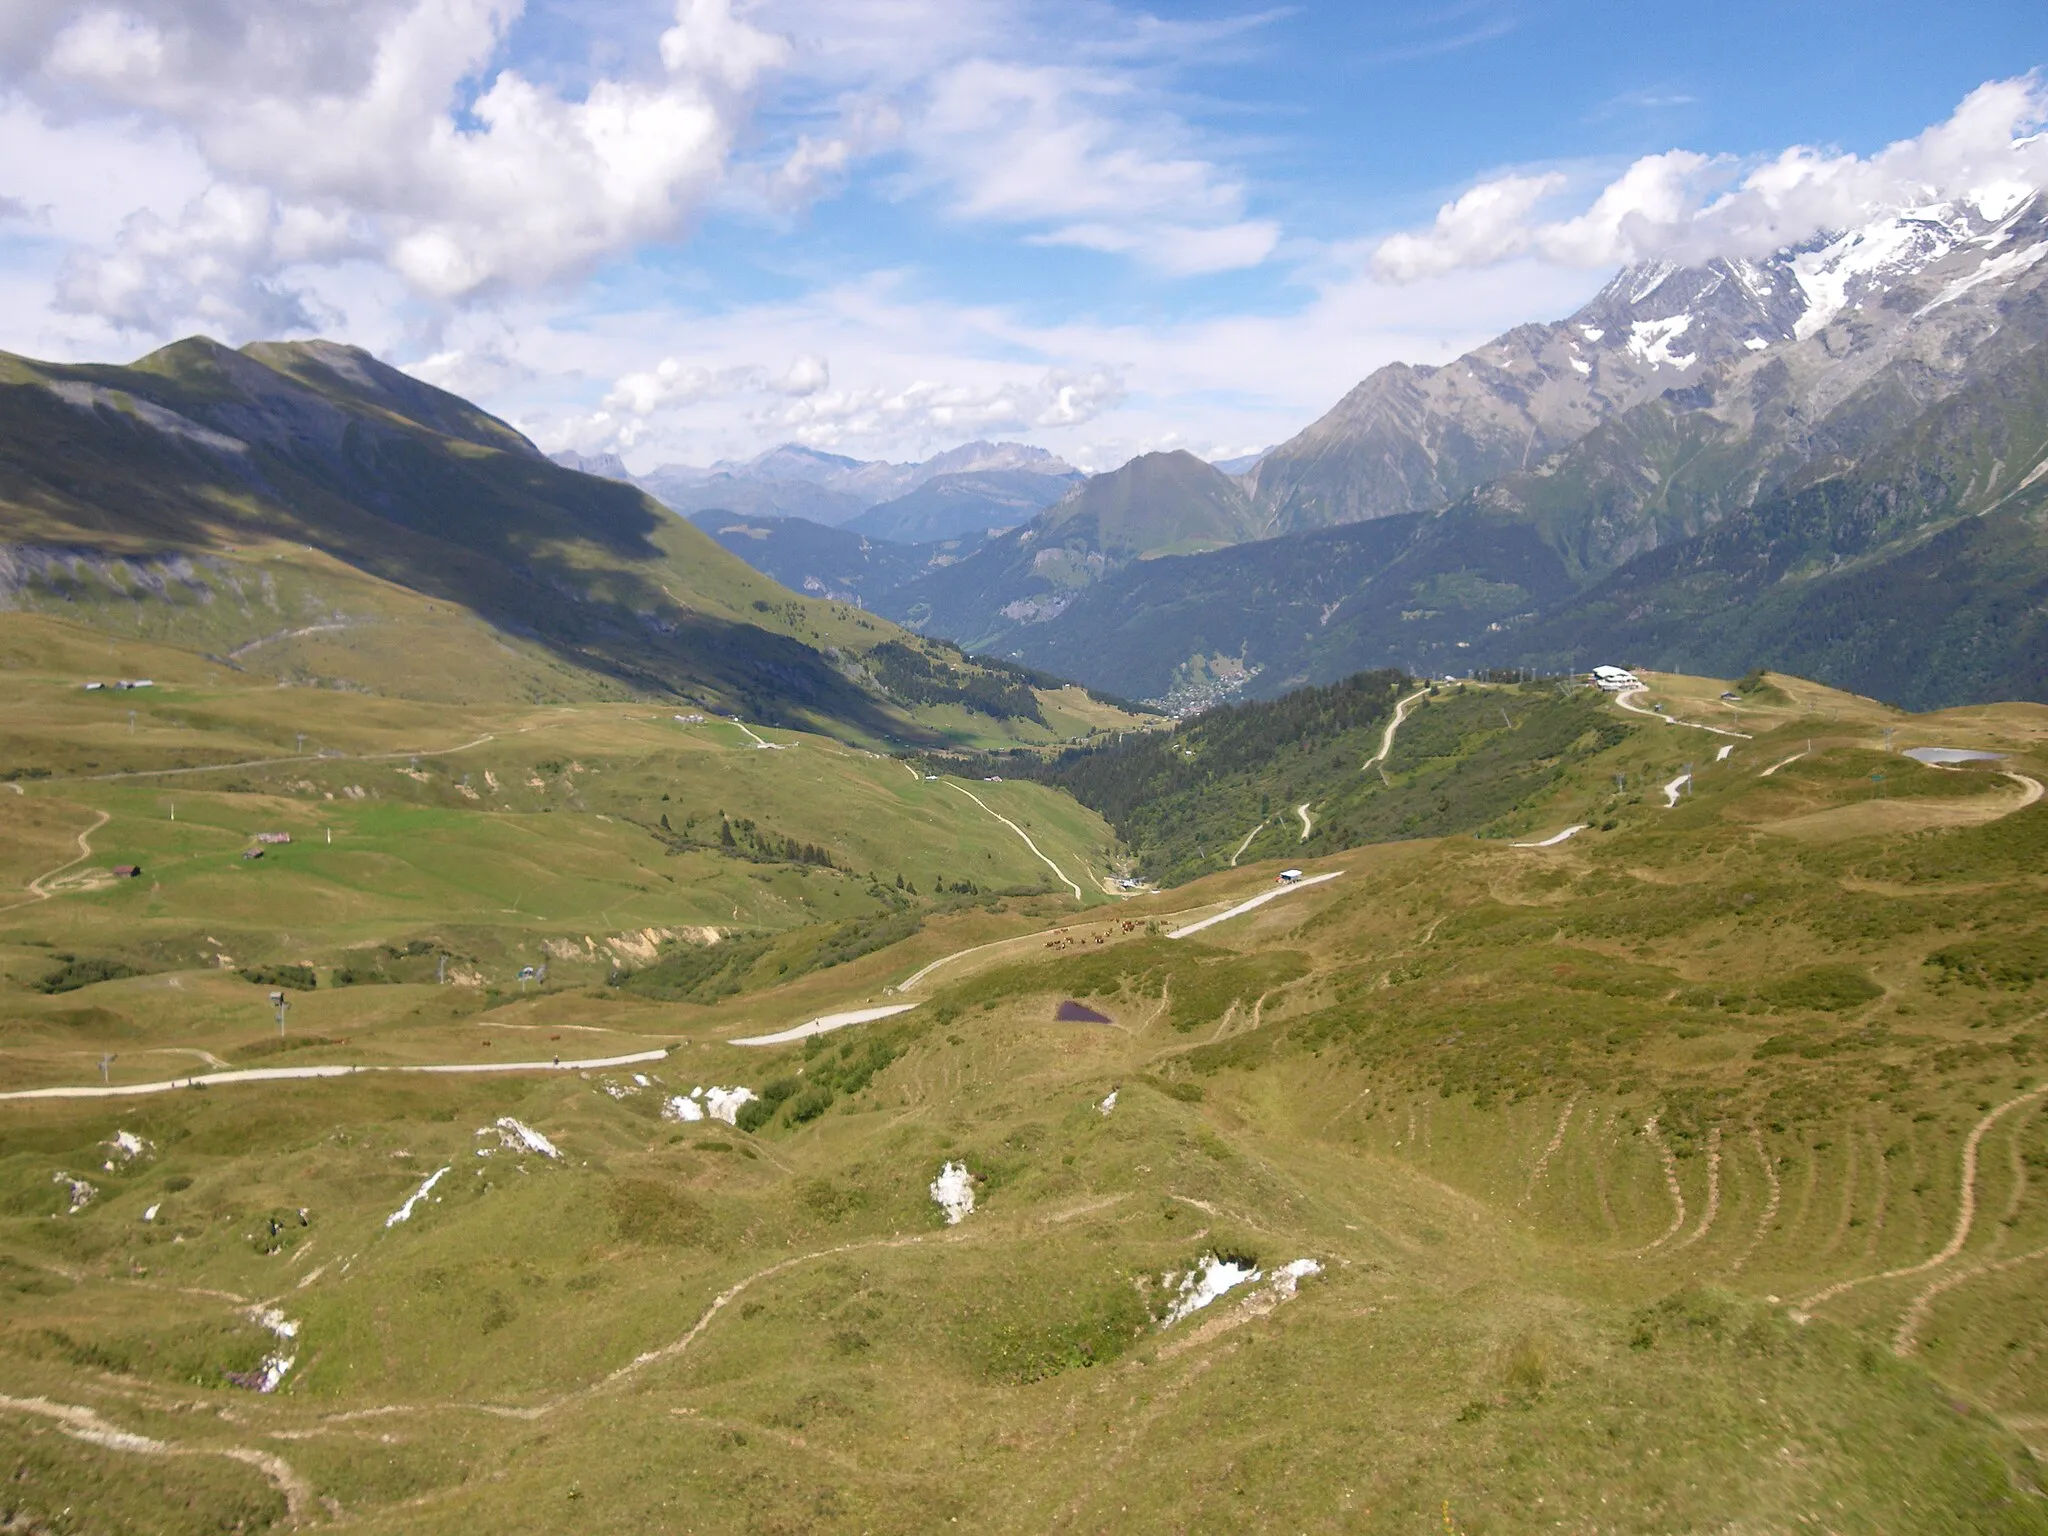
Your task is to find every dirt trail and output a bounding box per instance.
[1615,687,1751,739]
[1676,1127,1723,1249]
[1363,688,1430,771]
[1728,1125,1782,1275]
[1896,1103,2041,1354]
[946,782,1084,901]
[1512,824,1586,848]
[31,730,509,788]
[0,808,113,913]
[1799,1082,2048,1313]
[0,1394,312,1520]
[1165,871,1341,939]
[1521,1096,1578,1204]
[1294,802,1314,840]
[1760,751,1808,777]
[0,1047,671,1102]
[1228,821,1266,866]
[1634,1115,1687,1254]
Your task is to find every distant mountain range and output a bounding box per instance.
[686,188,2048,712]
[551,439,1084,544]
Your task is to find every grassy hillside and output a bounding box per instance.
[7,659,2048,1531]
[0,336,1117,747]
[958,670,1633,884]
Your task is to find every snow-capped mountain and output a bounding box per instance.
[1250,189,2048,535]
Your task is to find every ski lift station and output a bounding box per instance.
[1589,665,1642,692]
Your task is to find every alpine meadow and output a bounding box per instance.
[8,4,2048,1533]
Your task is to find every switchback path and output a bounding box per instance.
[1294,802,1314,841]
[946,782,1084,901]
[1616,688,1752,740]
[0,808,111,913]
[1167,871,1342,939]
[1364,688,1430,771]
[1797,1081,2048,1316]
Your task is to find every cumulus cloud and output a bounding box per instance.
[909,56,1275,274]
[9,0,789,333]
[1374,75,2048,282]
[1371,172,1566,280]
[767,365,1126,445]
[579,335,1124,454]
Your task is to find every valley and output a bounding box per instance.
[9,590,2048,1530]
[10,15,2048,1532]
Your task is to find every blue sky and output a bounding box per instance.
[1,0,2045,470]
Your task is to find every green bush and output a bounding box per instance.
[1754,965,1884,1013]
[34,955,143,993]
[237,963,317,991]
[1927,929,2048,990]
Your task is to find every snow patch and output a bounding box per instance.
[1159,1254,1260,1326]
[142,1202,160,1222]
[1568,356,1591,375]
[1971,182,2035,224]
[1098,1090,1118,1116]
[1743,337,1771,351]
[478,1117,560,1159]
[662,1094,705,1122]
[1919,241,2048,315]
[1269,1258,1322,1298]
[703,1086,755,1125]
[384,1165,450,1227]
[1578,326,1604,342]
[930,1161,975,1224]
[1626,313,1697,370]
[107,1130,150,1161]
[249,1306,299,1392]
[52,1173,95,1212]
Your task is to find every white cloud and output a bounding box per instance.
[1375,75,2048,282]
[1372,172,1566,280]
[906,55,1275,274]
[8,0,789,332]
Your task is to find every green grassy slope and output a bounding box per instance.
[0,337,1108,745]
[958,671,1633,884]
[9,661,2048,1532]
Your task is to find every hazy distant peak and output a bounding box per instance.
[549,449,633,480]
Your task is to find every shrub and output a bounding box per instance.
[1754,965,1883,1013]
[1927,929,2048,990]
[237,964,317,991]
[35,956,143,993]
[605,1178,711,1245]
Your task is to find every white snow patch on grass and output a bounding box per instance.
[1269,1258,1322,1298]
[663,1094,705,1122]
[52,1173,95,1212]
[108,1130,149,1160]
[142,1202,160,1222]
[249,1306,300,1392]
[476,1118,561,1159]
[384,1165,450,1227]
[1159,1254,1260,1326]
[1098,1090,1118,1116]
[930,1161,975,1224]
[703,1086,755,1125]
